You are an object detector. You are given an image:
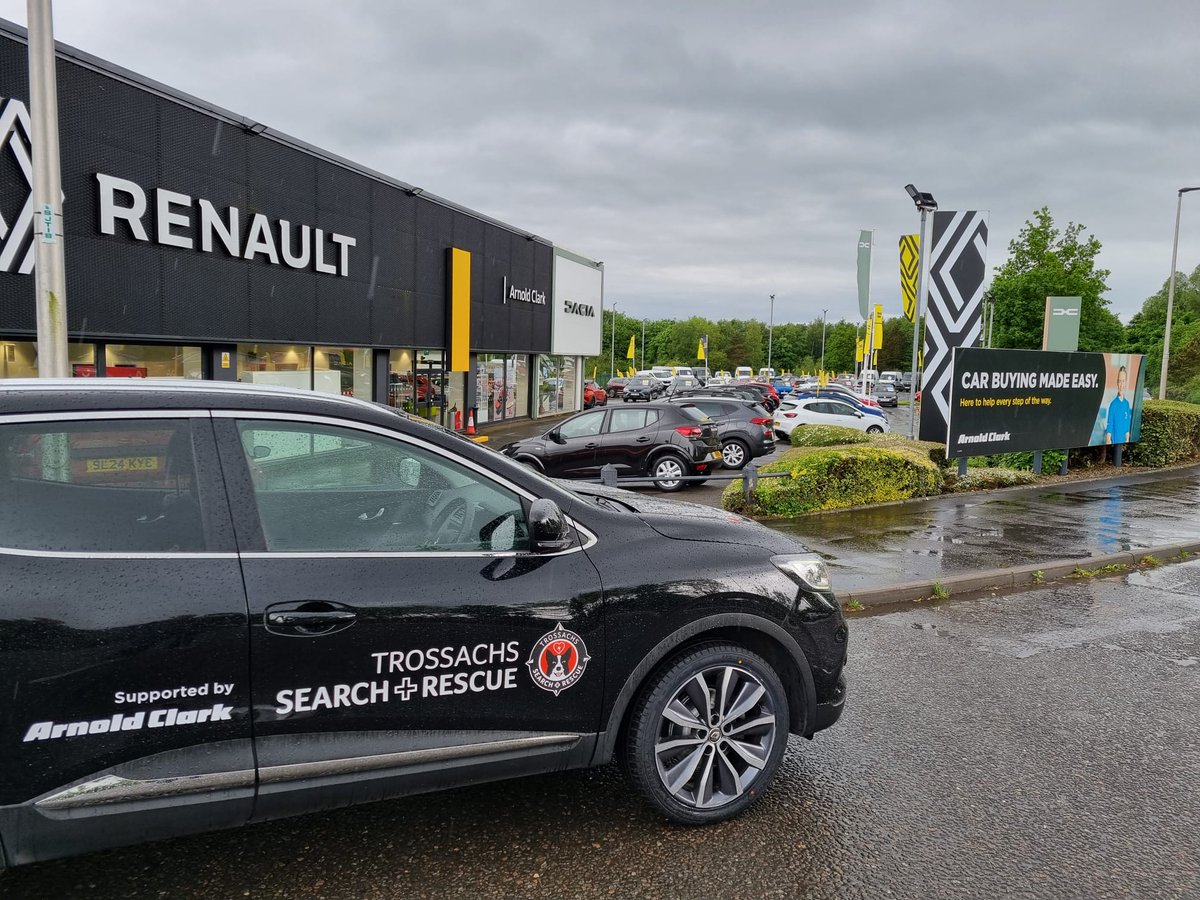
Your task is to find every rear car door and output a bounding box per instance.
[214,413,604,821]
[595,407,653,474]
[0,412,251,866]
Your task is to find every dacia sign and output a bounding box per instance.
[551,248,602,356]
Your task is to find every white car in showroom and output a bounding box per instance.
[773,396,890,441]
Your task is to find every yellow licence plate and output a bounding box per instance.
[86,456,159,473]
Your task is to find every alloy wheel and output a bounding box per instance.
[653,664,777,809]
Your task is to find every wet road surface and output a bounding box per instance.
[7,562,1198,899]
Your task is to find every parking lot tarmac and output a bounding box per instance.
[7,562,1198,899]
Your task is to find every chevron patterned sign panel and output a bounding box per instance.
[918,210,989,444]
[899,234,919,322]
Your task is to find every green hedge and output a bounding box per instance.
[722,444,943,517]
[1128,400,1200,467]
[785,425,870,447]
[946,467,1039,492]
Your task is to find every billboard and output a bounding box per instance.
[946,348,1146,458]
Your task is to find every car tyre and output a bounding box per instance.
[866,425,884,434]
[720,438,750,470]
[650,454,688,492]
[624,642,789,825]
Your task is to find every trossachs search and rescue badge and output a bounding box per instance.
[526,623,591,696]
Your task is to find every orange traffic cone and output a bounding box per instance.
[465,408,476,436]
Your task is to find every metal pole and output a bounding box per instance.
[908,206,929,439]
[1160,188,1199,399]
[767,294,775,372]
[820,308,828,373]
[28,0,69,378]
[640,318,645,370]
[609,303,617,382]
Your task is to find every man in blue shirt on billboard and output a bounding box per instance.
[1105,365,1132,444]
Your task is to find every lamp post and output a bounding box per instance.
[641,318,645,370]
[904,184,938,439]
[820,308,828,373]
[1160,187,1200,400]
[767,294,775,372]
[609,302,618,383]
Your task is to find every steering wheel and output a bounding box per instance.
[429,498,476,548]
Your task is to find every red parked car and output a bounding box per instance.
[583,381,608,409]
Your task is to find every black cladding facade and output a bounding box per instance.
[0,20,554,354]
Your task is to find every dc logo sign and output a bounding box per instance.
[0,96,34,274]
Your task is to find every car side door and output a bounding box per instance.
[544,409,606,477]
[214,413,605,823]
[0,413,252,866]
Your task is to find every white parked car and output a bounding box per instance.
[773,396,889,441]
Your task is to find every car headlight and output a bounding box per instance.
[771,554,832,592]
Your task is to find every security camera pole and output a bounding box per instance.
[904,184,937,439]
[29,0,69,378]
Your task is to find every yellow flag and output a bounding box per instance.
[874,303,884,348]
[899,234,919,322]
[626,335,636,360]
[697,338,706,360]
[855,338,864,363]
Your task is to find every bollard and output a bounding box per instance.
[600,464,618,487]
[1033,450,1042,475]
[742,462,758,502]
[1114,444,1123,468]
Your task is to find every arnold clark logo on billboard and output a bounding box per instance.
[947,347,1146,459]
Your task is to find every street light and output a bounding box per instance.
[820,308,828,373]
[1160,187,1200,400]
[904,183,938,439]
[609,302,618,383]
[767,294,775,372]
[641,318,646,370]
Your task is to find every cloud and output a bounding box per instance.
[1,0,1197,324]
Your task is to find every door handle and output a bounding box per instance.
[635,436,651,443]
[264,601,357,637]
[267,610,357,626]
[585,442,598,449]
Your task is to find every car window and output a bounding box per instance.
[0,418,206,553]
[558,411,605,439]
[676,405,708,423]
[236,421,528,553]
[690,401,725,418]
[608,408,650,433]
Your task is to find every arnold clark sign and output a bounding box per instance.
[947,347,1146,458]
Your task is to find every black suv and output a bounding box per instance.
[501,402,721,491]
[621,375,662,402]
[667,396,776,469]
[0,381,847,867]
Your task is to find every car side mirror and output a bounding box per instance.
[856,411,864,418]
[547,428,566,444]
[529,498,572,553]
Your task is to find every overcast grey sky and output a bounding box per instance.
[1,0,1197,325]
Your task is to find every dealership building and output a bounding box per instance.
[0,20,603,428]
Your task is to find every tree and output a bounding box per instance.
[1125,264,1200,398]
[990,207,1122,352]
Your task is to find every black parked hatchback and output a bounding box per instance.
[0,381,846,868]
[667,396,775,469]
[501,401,722,491]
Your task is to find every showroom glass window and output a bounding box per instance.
[237,344,312,390]
[104,344,203,380]
[387,349,462,428]
[476,353,531,424]
[0,341,94,378]
[0,418,205,552]
[314,347,372,399]
[235,421,528,553]
[539,354,578,416]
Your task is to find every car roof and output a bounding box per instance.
[0,378,403,423]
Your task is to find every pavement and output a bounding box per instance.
[477,404,1200,612]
